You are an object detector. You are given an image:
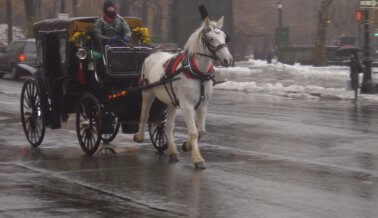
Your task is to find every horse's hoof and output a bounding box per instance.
[133,134,143,143]
[194,162,207,170]
[169,154,179,163]
[182,142,190,152]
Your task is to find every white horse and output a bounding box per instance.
[134,16,233,169]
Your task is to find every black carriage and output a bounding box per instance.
[20,17,168,155]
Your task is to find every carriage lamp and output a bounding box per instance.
[76,48,88,60]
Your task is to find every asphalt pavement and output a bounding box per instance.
[0,69,378,218]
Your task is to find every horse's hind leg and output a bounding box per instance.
[134,90,155,143]
[166,105,179,162]
[181,105,206,169]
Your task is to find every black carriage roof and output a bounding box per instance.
[33,16,145,37]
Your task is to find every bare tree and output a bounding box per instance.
[73,0,79,17]
[118,0,139,15]
[314,0,334,66]
[60,0,66,13]
[142,0,149,25]
[23,0,37,20]
[6,0,12,43]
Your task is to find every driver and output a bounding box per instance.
[94,1,131,46]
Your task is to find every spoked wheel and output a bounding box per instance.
[20,79,45,147]
[101,111,120,143]
[148,110,168,153]
[76,93,102,156]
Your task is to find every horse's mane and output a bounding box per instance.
[184,24,204,56]
[184,21,217,56]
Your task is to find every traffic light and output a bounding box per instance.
[374,31,378,37]
[355,9,363,23]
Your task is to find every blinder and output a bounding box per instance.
[200,28,230,60]
[224,31,230,43]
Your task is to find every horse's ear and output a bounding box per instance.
[204,17,211,28]
[217,16,224,28]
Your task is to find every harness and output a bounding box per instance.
[162,52,214,110]
[160,27,229,110]
[197,28,230,60]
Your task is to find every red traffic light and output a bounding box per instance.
[355,10,363,22]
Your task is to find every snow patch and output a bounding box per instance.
[215,66,261,76]
[215,80,378,101]
[247,59,349,79]
[0,24,25,45]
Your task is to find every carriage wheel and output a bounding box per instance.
[76,93,102,156]
[20,79,45,147]
[148,110,168,153]
[101,112,120,144]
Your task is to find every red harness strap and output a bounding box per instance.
[162,53,215,109]
[186,56,214,79]
[164,53,185,76]
[165,53,214,79]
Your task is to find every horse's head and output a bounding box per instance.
[201,16,233,66]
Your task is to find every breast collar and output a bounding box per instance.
[164,52,214,81]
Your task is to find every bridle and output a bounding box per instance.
[197,27,230,61]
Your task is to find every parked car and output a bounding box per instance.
[0,39,36,79]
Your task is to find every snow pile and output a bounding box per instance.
[0,24,25,45]
[247,59,349,79]
[215,66,262,76]
[214,59,378,102]
[216,80,378,101]
[215,66,251,72]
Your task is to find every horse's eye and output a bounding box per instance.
[208,37,213,41]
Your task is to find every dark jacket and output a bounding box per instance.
[349,55,363,90]
[94,15,131,41]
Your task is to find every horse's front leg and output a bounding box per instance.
[181,104,206,169]
[134,90,155,143]
[166,105,179,162]
[195,102,208,140]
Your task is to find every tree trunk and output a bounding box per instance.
[35,0,42,18]
[73,0,79,16]
[314,0,334,66]
[60,0,66,13]
[23,0,36,20]
[119,0,139,15]
[170,0,179,43]
[6,0,12,43]
[142,0,149,26]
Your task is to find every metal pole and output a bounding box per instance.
[6,0,12,44]
[361,9,376,94]
[358,23,361,47]
[357,0,361,47]
[278,0,282,27]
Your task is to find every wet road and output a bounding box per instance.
[1,76,378,217]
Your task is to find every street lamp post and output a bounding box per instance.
[277,0,283,28]
[361,9,376,94]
